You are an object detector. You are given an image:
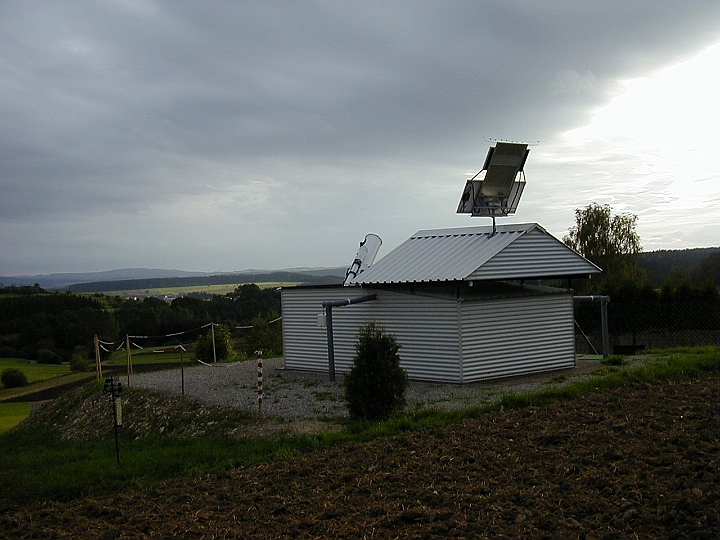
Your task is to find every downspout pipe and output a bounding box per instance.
[321,294,378,309]
[322,294,377,381]
[573,295,611,358]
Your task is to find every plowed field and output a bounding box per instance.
[2,376,718,539]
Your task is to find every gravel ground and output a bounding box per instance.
[131,356,622,420]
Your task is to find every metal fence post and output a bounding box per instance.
[600,297,610,359]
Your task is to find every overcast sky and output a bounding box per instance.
[2,1,718,276]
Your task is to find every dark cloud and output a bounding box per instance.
[1,1,717,273]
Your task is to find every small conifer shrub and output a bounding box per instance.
[343,322,408,420]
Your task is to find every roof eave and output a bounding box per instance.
[355,271,601,286]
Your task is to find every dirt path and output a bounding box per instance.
[3,376,717,539]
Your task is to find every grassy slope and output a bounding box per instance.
[0,358,86,433]
[0,351,191,431]
[0,346,717,506]
[0,402,30,435]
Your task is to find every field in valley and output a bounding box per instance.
[107,281,300,298]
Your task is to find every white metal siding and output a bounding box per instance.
[281,288,337,372]
[283,286,576,384]
[467,230,599,280]
[459,293,575,382]
[282,287,463,382]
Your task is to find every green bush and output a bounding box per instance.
[343,322,408,421]
[70,354,91,372]
[1,367,29,388]
[36,348,63,365]
[193,324,234,363]
[244,313,283,357]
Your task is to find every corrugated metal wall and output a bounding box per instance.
[282,287,463,382]
[283,285,577,384]
[468,229,599,280]
[459,293,576,382]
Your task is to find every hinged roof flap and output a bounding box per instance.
[346,223,601,285]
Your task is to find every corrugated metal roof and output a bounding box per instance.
[347,223,601,284]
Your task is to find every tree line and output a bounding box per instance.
[0,284,282,364]
[637,247,717,287]
[564,203,718,349]
[563,203,717,297]
[1,204,716,364]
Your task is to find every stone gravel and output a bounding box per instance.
[131,356,617,420]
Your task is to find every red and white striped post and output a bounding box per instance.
[256,350,264,419]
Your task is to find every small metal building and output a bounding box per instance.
[281,223,600,383]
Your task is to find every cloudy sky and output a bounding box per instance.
[2,1,718,276]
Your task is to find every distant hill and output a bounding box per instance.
[64,269,346,293]
[0,268,211,289]
[1,267,347,290]
[3,247,716,292]
[638,247,717,285]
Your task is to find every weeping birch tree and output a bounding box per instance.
[563,203,642,288]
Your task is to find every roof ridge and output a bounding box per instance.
[412,223,538,238]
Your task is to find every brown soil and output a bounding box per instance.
[3,376,718,539]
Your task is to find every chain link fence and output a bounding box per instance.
[574,299,719,355]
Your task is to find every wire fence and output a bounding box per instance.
[575,300,719,355]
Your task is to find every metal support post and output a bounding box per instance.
[600,298,610,359]
[325,306,336,381]
[321,294,377,382]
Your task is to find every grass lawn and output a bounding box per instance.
[0,358,71,384]
[103,349,190,366]
[0,402,31,435]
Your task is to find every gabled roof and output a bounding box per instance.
[346,223,601,285]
